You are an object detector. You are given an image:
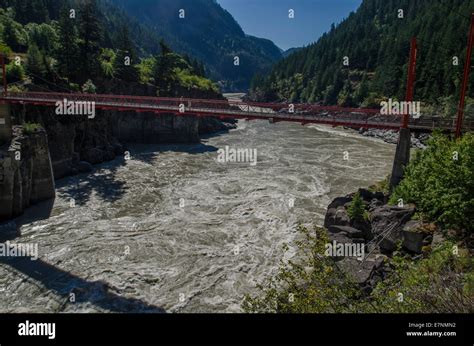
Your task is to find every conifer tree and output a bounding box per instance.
[56,6,79,80]
[26,43,46,82]
[347,192,365,222]
[78,0,102,80]
[154,40,176,95]
[113,25,138,82]
[3,17,21,51]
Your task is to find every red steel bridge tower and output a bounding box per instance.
[389,37,417,190]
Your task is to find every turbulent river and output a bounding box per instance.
[0,120,395,313]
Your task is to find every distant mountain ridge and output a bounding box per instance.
[112,0,283,91]
[282,47,303,58]
[250,0,474,114]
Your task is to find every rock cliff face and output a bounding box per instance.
[0,126,55,221]
[12,103,235,179]
[112,111,200,144]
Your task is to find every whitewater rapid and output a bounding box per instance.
[0,120,394,312]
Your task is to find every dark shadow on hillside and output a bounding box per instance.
[0,256,165,313]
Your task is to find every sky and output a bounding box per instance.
[217,0,362,51]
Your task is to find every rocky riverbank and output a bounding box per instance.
[324,188,444,293]
[355,128,431,148]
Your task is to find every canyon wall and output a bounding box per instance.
[0,126,55,221]
[0,87,234,223]
[12,104,234,179]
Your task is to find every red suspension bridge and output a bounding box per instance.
[1,17,474,135]
[0,90,473,132]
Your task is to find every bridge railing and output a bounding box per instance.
[1,91,381,115]
[2,91,473,131]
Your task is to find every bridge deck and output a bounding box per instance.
[1,91,473,132]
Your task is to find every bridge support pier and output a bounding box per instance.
[0,103,12,145]
[389,128,411,190]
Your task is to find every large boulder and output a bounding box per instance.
[198,117,237,134]
[337,255,385,287]
[112,142,124,156]
[370,205,415,253]
[328,225,365,239]
[103,146,116,161]
[324,206,350,228]
[327,196,353,209]
[326,232,365,262]
[324,194,374,239]
[351,218,372,240]
[359,189,386,210]
[431,231,446,248]
[368,198,384,211]
[402,220,425,254]
[358,188,374,202]
[328,231,360,245]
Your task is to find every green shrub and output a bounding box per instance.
[365,242,473,313]
[0,41,12,56]
[347,191,366,221]
[175,68,219,93]
[8,84,23,93]
[137,57,155,84]
[390,132,474,233]
[68,83,80,92]
[6,61,25,83]
[99,48,116,79]
[81,79,97,93]
[23,122,41,134]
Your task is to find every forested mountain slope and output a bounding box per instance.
[250,0,474,116]
[0,0,219,97]
[112,0,283,91]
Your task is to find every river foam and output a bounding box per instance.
[0,120,394,313]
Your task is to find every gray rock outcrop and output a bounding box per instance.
[401,220,425,254]
[323,189,424,292]
[370,205,415,253]
[0,126,55,221]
